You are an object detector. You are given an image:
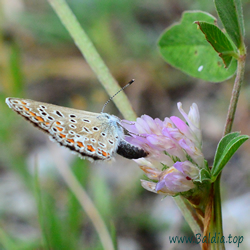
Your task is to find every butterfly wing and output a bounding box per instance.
[6,97,123,161]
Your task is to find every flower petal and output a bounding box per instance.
[158,167,195,193]
[170,116,194,142]
[173,161,200,179]
[142,180,175,195]
[177,102,202,148]
[142,115,162,134]
[178,139,204,167]
[139,165,162,180]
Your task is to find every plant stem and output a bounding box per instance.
[174,196,203,237]
[213,177,224,250]
[47,0,137,121]
[223,54,246,135]
[212,46,246,250]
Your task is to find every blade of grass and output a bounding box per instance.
[49,142,115,250]
[33,157,52,250]
[47,0,136,121]
[0,228,19,250]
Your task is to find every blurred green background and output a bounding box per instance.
[0,0,250,249]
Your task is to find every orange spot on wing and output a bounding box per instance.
[56,126,63,132]
[101,150,107,157]
[67,139,75,144]
[56,121,61,125]
[29,112,36,116]
[45,122,50,126]
[87,145,95,152]
[77,141,84,148]
[59,133,66,138]
[36,116,44,122]
[23,106,29,111]
[21,101,27,105]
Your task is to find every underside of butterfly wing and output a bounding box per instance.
[6,97,122,161]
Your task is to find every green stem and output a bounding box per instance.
[47,0,137,121]
[212,46,246,250]
[213,177,224,250]
[220,51,240,60]
[223,53,246,135]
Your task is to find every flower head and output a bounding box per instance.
[122,102,205,196]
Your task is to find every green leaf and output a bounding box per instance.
[158,11,237,82]
[195,168,211,183]
[213,132,240,167]
[211,133,249,181]
[214,0,245,49]
[195,21,237,68]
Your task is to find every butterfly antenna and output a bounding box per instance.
[101,79,134,113]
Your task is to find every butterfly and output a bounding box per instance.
[5,97,148,162]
